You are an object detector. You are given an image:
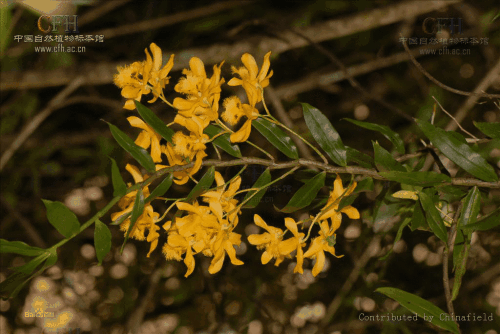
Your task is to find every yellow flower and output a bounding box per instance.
[303,220,343,277]
[110,164,161,254]
[319,174,360,231]
[158,142,206,185]
[127,116,162,163]
[221,96,260,143]
[228,51,273,107]
[208,225,244,274]
[114,61,150,110]
[278,218,306,274]
[166,233,197,277]
[173,58,224,132]
[201,171,241,225]
[144,43,174,103]
[247,214,286,266]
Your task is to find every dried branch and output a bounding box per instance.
[319,235,383,331]
[287,27,414,122]
[401,37,500,99]
[1,0,458,91]
[0,76,85,171]
[444,58,500,132]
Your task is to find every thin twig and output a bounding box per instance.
[0,196,47,249]
[126,265,163,334]
[264,85,316,161]
[289,27,414,122]
[401,36,500,99]
[319,235,383,331]
[77,0,132,27]
[0,76,85,171]
[442,205,462,334]
[444,57,500,132]
[432,96,478,139]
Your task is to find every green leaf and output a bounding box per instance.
[376,287,459,334]
[337,192,359,212]
[253,118,298,159]
[379,171,451,187]
[107,122,156,173]
[243,168,272,209]
[418,192,448,244]
[474,121,500,139]
[11,252,50,274]
[458,187,481,227]
[301,103,346,166]
[373,141,405,172]
[42,199,80,238]
[204,125,242,158]
[0,5,12,56]
[452,229,470,301]
[278,172,326,213]
[186,166,215,202]
[110,211,131,226]
[0,270,32,299]
[416,119,498,182]
[410,201,428,231]
[344,118,405,154]
[130,188,145,226]
[145,173,173,203]
[346,146,374,168]
[1,249,57,299]
[122,188,144,252]
[379,218,411,260]
[94,219,112,265]
[135,101,175,143]
[109,157,127,197]
[0,240,44,256]
[460,207,500,232]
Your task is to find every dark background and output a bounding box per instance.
[1,1,499,333]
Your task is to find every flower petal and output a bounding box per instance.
[241,53,258,79]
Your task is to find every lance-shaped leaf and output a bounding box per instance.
[135,100,174,143]
[186,166,215,202]
[379,171,451,187]
[204,125,242,158]
[0,240,44,257]
[42,199,80,238]
[1,249,57,299]
[416,119,498,182]
[277,172,325,213]
[458,187,481,228]
[373,141,405,172]
[344,118,405,154]
[11,252,49,275]
[94,219,112,265]
[109,157,127,197]
[418,192,448,244]
[145,173,173,203]
[243,168,271,208]
[376,287,460,334]
[302,103,346,166]
[253,118,298,159]
[122,188,144,252]
[459,207,500,232]
[474,121,500,139]
[411,201,428,231]
[346,146,374,168]
[107,122,156,173]
[452,229,471,301]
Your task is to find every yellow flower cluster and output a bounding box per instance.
[248,175,359,276]
[162,172,243,277]
[112,43,360,277]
